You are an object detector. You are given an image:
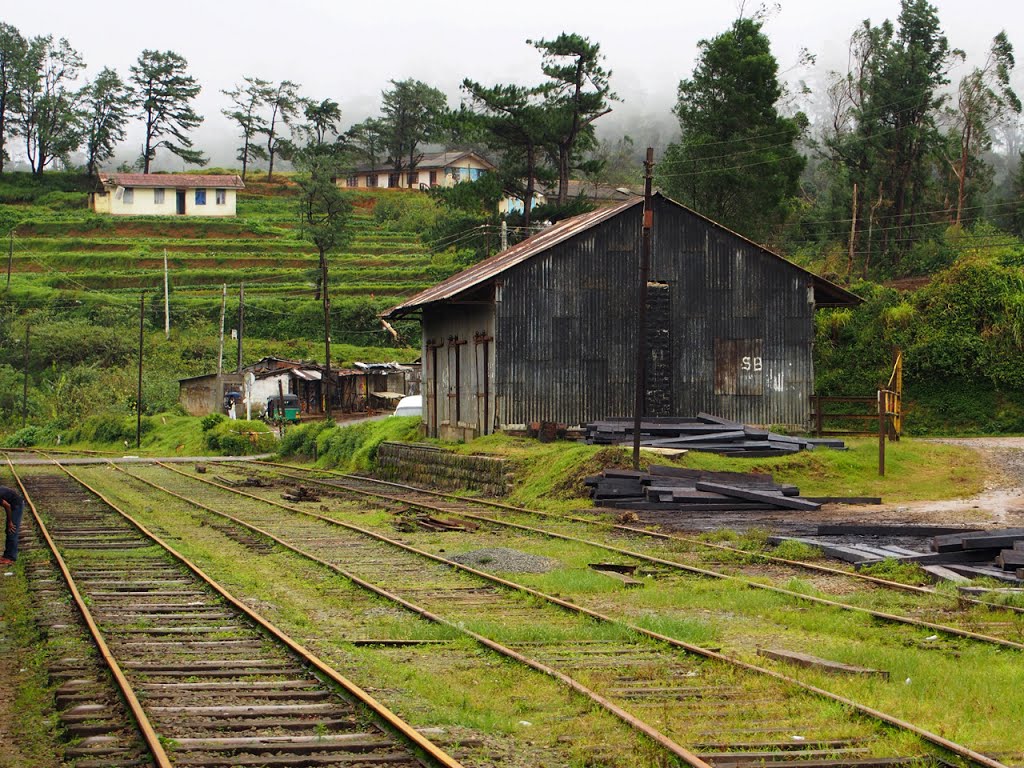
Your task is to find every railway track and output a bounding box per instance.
[72,458,1018,768]
[243,462,1024,645]
[3,460,466,768]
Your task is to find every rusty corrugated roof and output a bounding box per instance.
[383,193,860,318]
[101,173,245,189]
[383,199,641,318]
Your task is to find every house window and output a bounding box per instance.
[367,174,378,188]
[409,171,419,186]
[153,188,165,204]
[215,189,226,205]
[195,189,207,205]
[346,175,357,187]
[388,173,399,188]
[122,188,134,204]
[452,168,462,183]
[429,170,437,185]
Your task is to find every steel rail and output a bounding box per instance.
[4,457,174,768]
[36,456,467,768]
[250,460,952,597]
[154,460,1011,768]
[111,462,715,768]
[260,461,1024,616]
[247,462,1024,651]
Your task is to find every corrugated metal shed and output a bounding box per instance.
[396,193,860,438]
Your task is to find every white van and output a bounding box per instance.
[393,394,423,418]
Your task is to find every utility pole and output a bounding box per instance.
[236,283,245,373]
[500,219,508,251]
[217,284,227,376]
[322,255,332,421]
[21,324,29,427]
[6,230,12,290]
[632,147,655,471]
[163,249,170,339]
[137,294,144,449]
[847,182,858,283]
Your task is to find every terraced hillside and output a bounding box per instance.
[6,186,440,305]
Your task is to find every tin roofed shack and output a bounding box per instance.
[383,193,861,441]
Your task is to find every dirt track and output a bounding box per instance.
[805,437,1024,529]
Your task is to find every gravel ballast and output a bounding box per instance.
[449,548,560,573]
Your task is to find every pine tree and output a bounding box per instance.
[130,49,205,172]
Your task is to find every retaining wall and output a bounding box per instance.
[375,441,512,496]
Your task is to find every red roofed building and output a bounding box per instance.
[91,174,245,216]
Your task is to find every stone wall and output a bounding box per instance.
[375,442,512,496]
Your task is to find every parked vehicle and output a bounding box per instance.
[393,394,422,418]
[266,393,301,423]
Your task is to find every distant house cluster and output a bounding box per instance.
[341,151,495,191]
[91,174,245,216]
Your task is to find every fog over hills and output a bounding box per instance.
[4,0,1022,171]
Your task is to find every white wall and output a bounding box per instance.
[94,186,238,216]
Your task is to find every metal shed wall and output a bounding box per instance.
[492,196,814,428]
[494,214,643,427]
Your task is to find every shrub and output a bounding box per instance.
[200,413,226,431]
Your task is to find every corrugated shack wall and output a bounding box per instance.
[492,197,813,428]
[495,214,642,427]
[650,197,814,427]
[421,303,496,440]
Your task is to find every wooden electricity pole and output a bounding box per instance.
[322,256,332,421]
[21,324,29,427]
[137,294,144,448]
[217,284,226,376]
[236,283,245,373]
[163,249,170,339]
[632,147,655,470]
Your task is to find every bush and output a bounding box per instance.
[373,194,439,233]
[201,413,226,431]
[67,413,155,445]
[203,419,277,455]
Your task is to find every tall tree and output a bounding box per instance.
[221,77,270,180]
[946,31,1020,226]
[658,17,805,241]
[825,0,955,272]
[0,23,28,174]
[80,67,131,178]
[294,146,353,418]
[260,79,301,181]
[298,98,341,148]
[461,80,551,226]
[530,33,616,205]
[380,78,447,187]
[130,49,205,173]
[345,117,387,172]
[14,36,83,175]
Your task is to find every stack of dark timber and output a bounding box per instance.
[769,527,1024,584]
[586,465,822,512]
[919,528,1024,583]
[583,413,845,457]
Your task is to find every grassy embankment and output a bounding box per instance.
[278,418,987,506]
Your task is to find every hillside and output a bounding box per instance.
[5,182,439,305]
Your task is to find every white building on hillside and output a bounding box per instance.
[342,151,495,190]
[91,174,245,216]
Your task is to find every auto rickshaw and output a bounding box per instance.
[266,393,301,423]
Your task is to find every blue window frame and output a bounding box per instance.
[195,189,207,205]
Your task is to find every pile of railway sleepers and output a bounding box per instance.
[582,413,845,457]
[769,527,1024,583]
[586,465,822,512]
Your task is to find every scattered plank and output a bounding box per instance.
[696,482,821,511]
[818,524,968,537]
[757,648,888,679]
[921,565,972,584]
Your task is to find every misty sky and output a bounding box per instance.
[5,0,1024,169]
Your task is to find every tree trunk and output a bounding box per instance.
[955,122,971,228]
[524,145,536,227]
[314,253,323,302]
[241,135,249,181]
[557,143,570,206]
